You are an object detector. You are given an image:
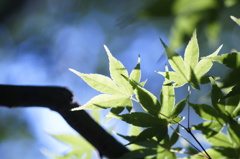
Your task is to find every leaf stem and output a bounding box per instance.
[187,84,191,129]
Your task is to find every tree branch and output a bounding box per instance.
[0,84,129,158]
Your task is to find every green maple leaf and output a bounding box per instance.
[158,30,222,89]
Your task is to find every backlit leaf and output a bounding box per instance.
[160,76,175,116]
[120,112,164,127]
[195,45,222,76]
[156,145,176,159]
[130,56,141,83]
[104,45,133,95]
[129,126,167,145]
[160,38,187,81]
[72,94,132,110]
[189,67,200,89]
[223,84,240,99]
[230,15,240,25]
[105,107,125,120]
[168,126,179,147]
[156,71,186,87]
[192,148,236,159]
[184,30,199,79]
[232,99,240,117]
[190,103,225,124]
[69,69,122,95]
[210,78,227,116]
[135,85,161,117]
[117,148,156,159]
[168,117,184,124]
[170,99,186,118]
[228,118,240,147]
[192,121,222,138]
[225,95,240,115]
[204,52,240,69]
[207,132,233,148]
[45,134,94,159]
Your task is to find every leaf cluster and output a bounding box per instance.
[52,16,240,159]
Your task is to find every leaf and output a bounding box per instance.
[230,15,240,25]
[130,56,141,83]
[44,134,94,159]
[192,148,236,159]
[228,118,240,148]
[156,145,176,159]
[51,134,92,149]
[135,85,161,117]
[160,38,187,81]
[121,75,162,117]
[204,52,240,69]
[210,78,227,116]
[154,125,168,143]
[207,132,233,148]
[130,127,157,143]
[170,99,186,118]
[105,107,125,120]
[160,75,175,116]
[168,116,184,124]
[192,121,222,138]
[117,133,159,148]
[232,99,240,117]
[198,75,220,84]
[189,67,200,89]
[117,148,156,159]
[184,30,199,79]
[156,71,186,87]
[129,126,168,145]
[195,45,222,76]
[120,112,165,127]
[69,69,122,95]
[72,94,132,110]
[223,84,240,99]
[190,103,225,124]
[168,126,179,147]
[127,125,143,150]
[225,95,240,115]
[104,45,133,95]
[139,79,147,87]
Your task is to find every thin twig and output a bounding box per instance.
[169,125,209,158]
[187,85,191,129]
[185,84,211,159]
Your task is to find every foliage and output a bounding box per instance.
[42,134,95,159]
[135,0,240,48]
[49,16,240,159]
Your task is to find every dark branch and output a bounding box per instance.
[0,84,129,158]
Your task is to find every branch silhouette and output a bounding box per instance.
[0,84,129,158]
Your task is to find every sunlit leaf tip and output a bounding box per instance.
[104,44,110,54]
[71,106,82,111]
[130,55,141,83]
[184,29,199,69]
[208,44,223,57]
[164,65,169,72]
[104,44,115,60]
[230,15,240,25]
[69,68,78,74]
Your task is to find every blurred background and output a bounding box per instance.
[0,0,240,158]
